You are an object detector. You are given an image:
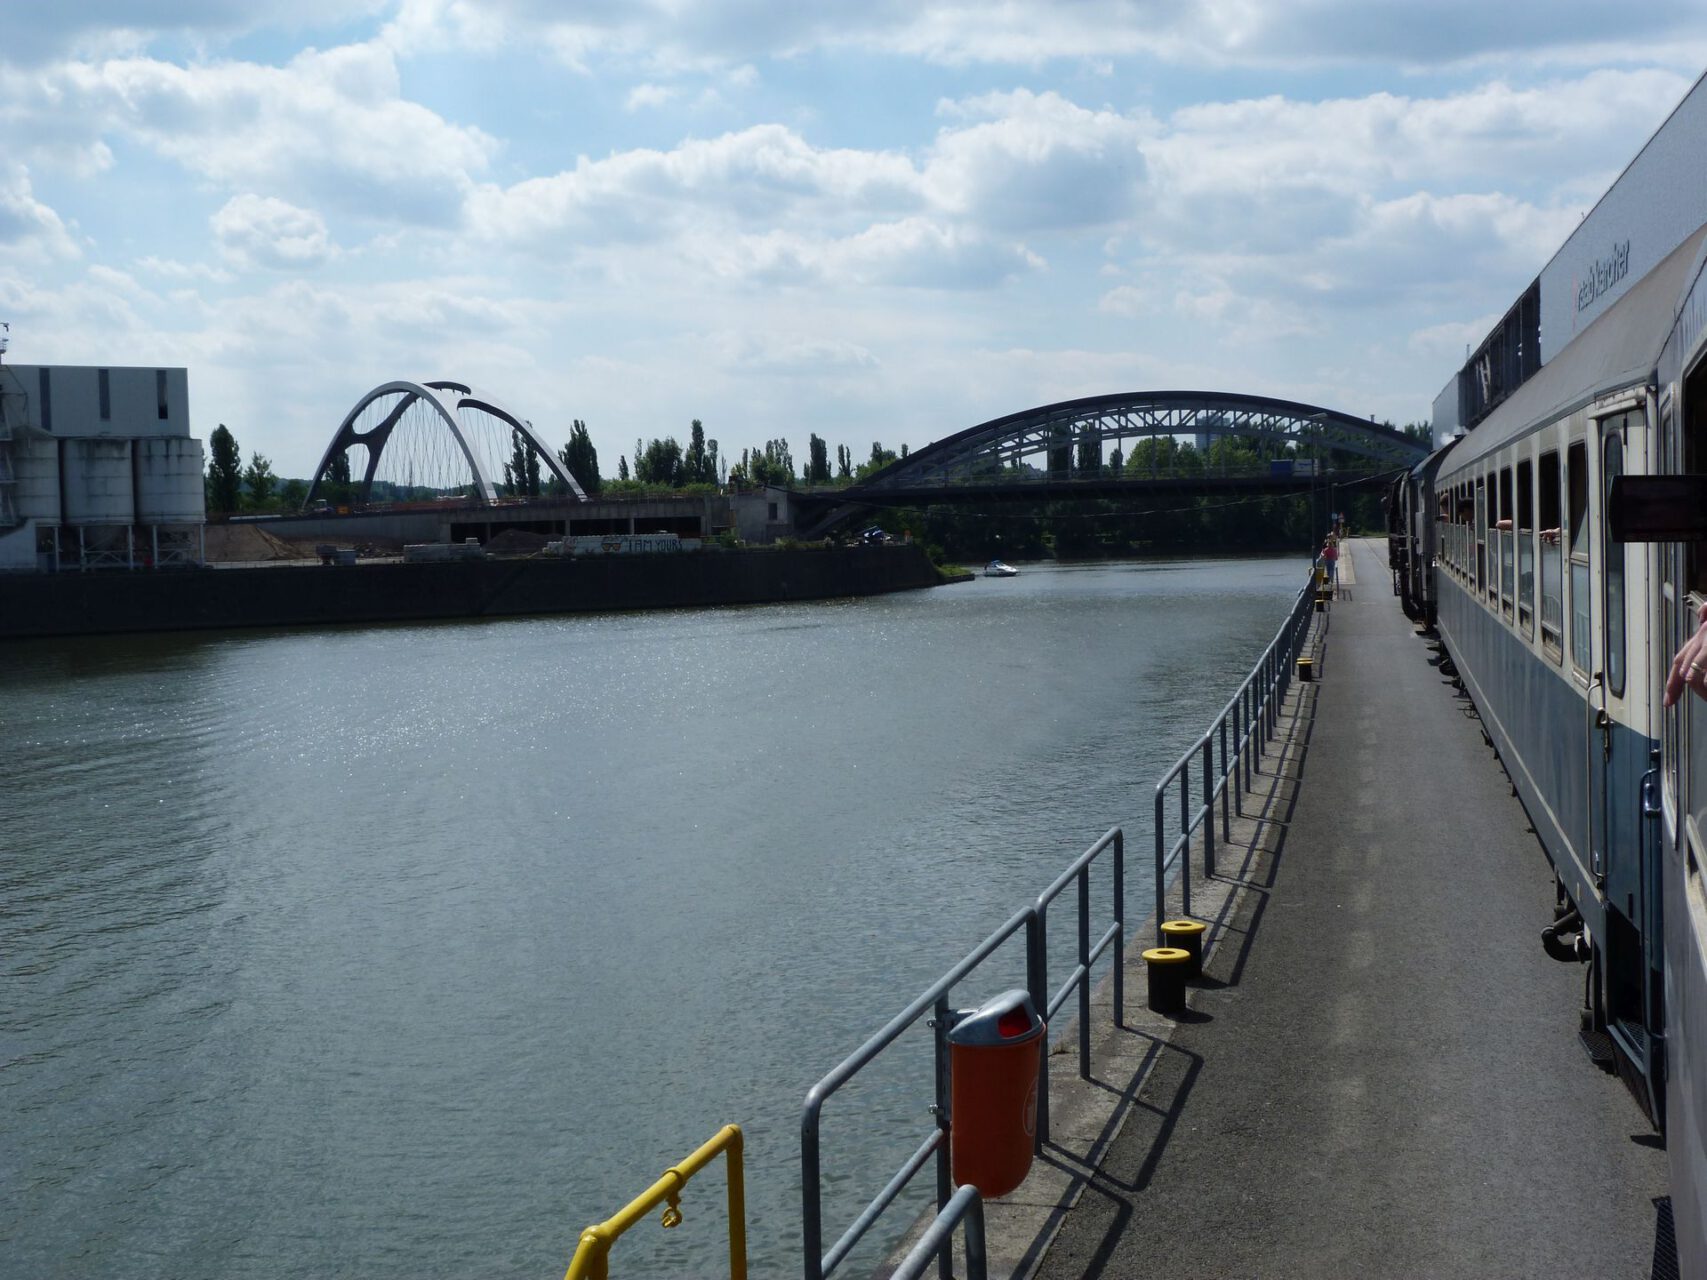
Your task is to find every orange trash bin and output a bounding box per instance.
[948,989,1046,1198]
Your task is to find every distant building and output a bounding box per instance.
[0,363,206,572]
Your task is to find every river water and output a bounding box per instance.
[2,557,1303,1279]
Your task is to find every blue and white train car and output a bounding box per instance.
[1407,67,1707,1273]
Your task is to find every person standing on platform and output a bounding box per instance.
[1321,536,1340,595]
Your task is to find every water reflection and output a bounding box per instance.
[2,558,1301,1278]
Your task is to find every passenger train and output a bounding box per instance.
[1385,74,1707,1271]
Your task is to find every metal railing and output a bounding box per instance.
[1150,579,1316,937]
[890,1186,987,1280]
[800,829,1124,1280]
[564,1124,747,1280]
[801,568,1318,1280]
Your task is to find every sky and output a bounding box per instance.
[3,2,1706,481]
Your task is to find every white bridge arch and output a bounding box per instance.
[305,379,587,507]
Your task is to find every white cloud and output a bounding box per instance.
[212,195,336,270]
[31,44,495,227]
[1,2,394,65]
[0,164,79,263]
[377,0,1707,71]
[465,124,923,253]
[625,83,678,112]
[1098,285,1143,317]
[717,331,880,375]
[924,91,1150,232]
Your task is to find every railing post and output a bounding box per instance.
[1231,700,1243,814]
[1201,735,1216,880]
[1153,789,1166,946]
[802,1104,823,1280]
[1269,644,1279,733]
[727,1131,749,1280]
[932,992,953,1280]
[1113,829,1125,1028]
[1243,685,1254,788]
[1219,716,1230,840]
[1077,865,1092,1080]
[1026,909,1049,1150]
[1178,773,1192,918]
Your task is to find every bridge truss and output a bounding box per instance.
[306,379,586,508]
[857,390,1426,491]
[792,390,1428,538]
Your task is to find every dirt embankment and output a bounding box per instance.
[202,523,315,563]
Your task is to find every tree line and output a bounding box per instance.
[205,415,1430,556]
[202,417,920,514]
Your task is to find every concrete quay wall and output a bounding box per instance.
[0,545,942,640]
[878,540,1670,1280]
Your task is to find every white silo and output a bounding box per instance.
[10,428,61,523]
[133,437,206,524]
[61,437,135,525]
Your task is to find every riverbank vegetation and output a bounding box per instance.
[208,417,1427,557]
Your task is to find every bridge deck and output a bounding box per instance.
[1006,539,1669,1278]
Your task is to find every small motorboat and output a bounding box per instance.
[983,559,1019,578]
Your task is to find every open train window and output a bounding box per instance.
[1603,424,1627,697]
[1569,441,1590,674]
[1687,359,1707,599]
[1517,458,1534,634]
[1539,450,1562,658]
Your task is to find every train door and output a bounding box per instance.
[1593,410,1664,1118]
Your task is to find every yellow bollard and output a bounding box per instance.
[1296,656,1314,682]
[1143,947,1192,1015]
[1160,919,1207,979]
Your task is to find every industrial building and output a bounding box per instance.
[0,362,205,572]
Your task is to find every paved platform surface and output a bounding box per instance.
[1029,539,1670,1280]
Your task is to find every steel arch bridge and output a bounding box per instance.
[796,390,1428,535]
[306,379,586,507]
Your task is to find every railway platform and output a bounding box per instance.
[1005,538,1671,1279]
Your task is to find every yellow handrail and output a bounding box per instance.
[563,1124,747,1280]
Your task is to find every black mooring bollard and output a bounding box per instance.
[1160,919,1207,979]
[1143,947,1191,1015]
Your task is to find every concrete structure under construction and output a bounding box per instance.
[0,363,205,572]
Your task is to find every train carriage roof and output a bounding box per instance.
[1450,221,1707,469]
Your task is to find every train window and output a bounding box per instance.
[1498,466,1514,618]
[1687,358,1707,597]
[1540,451,1563,658]
[1603,426,1627,697]
[1569,441,1590,674]
[1476,477,1488,598]
[1459,484,1473,577]
[1517,458,1534,634]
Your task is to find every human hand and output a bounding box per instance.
[1665,601,1707,706]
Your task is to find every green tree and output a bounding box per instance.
[806,433,831,484]
[559,419,601,494]
[207,424,242,514]
[618,455,630,482]
[504,429,541,497]
[836,444,852,480]
[685,420,710,484]
[637,436,684,487]
[280,478,309,511]
[325,450,353,506]
[1075,433,1100,478]
[749,439,794,486]
[242,452,277,510]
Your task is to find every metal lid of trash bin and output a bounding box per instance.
[947,989,1044,1047]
